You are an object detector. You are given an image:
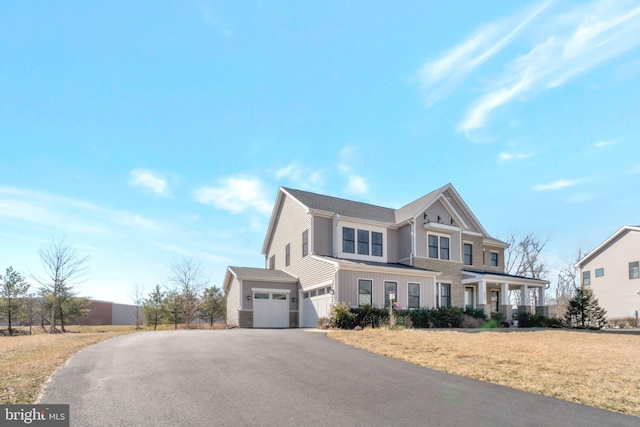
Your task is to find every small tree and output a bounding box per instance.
[165,289,184,330]
[131,283,145,330]
[167,258,209,328]
[0,266,31,335]
[199,286,226,328]
[143,285,167,331]
[19,293,41,335]
[564,286,607,329]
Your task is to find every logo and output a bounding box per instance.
[0,405,69,427]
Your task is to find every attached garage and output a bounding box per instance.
[253,289,290,328]
[302,285,333,328]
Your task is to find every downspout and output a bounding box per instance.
[410,219,415,267]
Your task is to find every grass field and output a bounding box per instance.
[328,328,640,416]
[0,324,225,404]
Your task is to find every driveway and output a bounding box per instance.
[39,329,637,426]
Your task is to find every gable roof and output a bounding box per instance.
[576,225,640,268]
[224,266,298,291]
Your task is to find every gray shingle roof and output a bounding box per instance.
[227,267,298,282]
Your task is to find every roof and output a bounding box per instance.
[576,225,640,268]
[462,269,549,285]
[314,255,440,275]
[226,267,298,283]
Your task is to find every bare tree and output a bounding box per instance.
[19,293,41,335]
[167,258,209,328]
[131,283,145,330]
[552,249,583,319]
[34,237,90,333]
[1,266,30,335]
[504,232,550,306]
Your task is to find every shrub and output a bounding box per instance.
[317,316,331,329]
[329,302,357,329]
[491,311,506,324]
[464,307,487,320]
[518,313,563,328]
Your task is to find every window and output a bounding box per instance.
[408,283,420,309]
[254,293,269,299]
[440,237,450,260]
[343,227,355,253]
[595,268,604,277]
[358,279,372,307]
[303,292,309,299]
[490,252,499,267]
[463,243,473,265]
[384,281,397,308]
[372,232,383,257]
[630,261,639,279]
[583,270,591,286]
[357,230,369,255]
[440,283,451,307]
[428,235,439,258]
[464,286,475,309]
[302,230,309,257]
[269,255,275,270]
[428,234,450,260]
[272,294,287,300]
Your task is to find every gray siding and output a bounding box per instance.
[112,303,140,325]
[337,269,436,309]
[443,189,479,233]
[227,276,240,327]
[387,228,399,263]
[241,279,299,311]
[398,224,412,261]
[313,216,333,256]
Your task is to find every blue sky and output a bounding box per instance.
[1,1,639,303]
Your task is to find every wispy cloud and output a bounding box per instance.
[129,169,171,198]
[498,151,534,161]
[593,140,614,148]
[568,192,597,203]
[532,179,581,191]
[337,145,369,196]
[347,176,368,194]
[274,162,325,189]
[194,176,272,216]
[418,1,640,136]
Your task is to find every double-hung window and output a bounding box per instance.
[408,283,420,309]
[269,255,275,270]
[630,261,639,279]
[384,281,397,308]
[440,237,450,260]
[358,279,372,307]
[285,244,290,266]
[302,230,309,257]
[463,243,473,265]
[440,283,451,307]
[583,270,591,286]
[428,235,439,258]
[490,252,499,267]
[357,230,369,255]
[428,234,450,260]
[372,232,383,257]
[343,227,355,253]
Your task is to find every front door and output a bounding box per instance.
[464,286,475,309]
[491,290,499,312]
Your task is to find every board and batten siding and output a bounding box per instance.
[337,269,436,309]
[313,216,333,256]
[387,228,399,263]
[443,189,480,234]
[226,276,241,327]
[241,280,298,311]
[398,224,412,261]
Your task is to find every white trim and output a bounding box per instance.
[461,230,483,237]
[356,277,373,307]
[424,222,459,232]
[303,280,334,291]
[407,281,421,309]
[251,287,292,294]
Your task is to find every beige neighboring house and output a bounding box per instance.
[224,184,548,328]
[576,226,640,319]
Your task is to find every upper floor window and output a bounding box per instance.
[269,255,275,270]
[630,261,639,279]
[302,230,309,257]
[408,283,420,309]
[285,244,290,267]
[490,252,498,267]
[343,227,355,253]
[384,281,397,308]
[372,232,383,257]
[583,270,591,286]
[463,243,473,265]
[357,230,369,255]
[428,234,450,260]
[358,279,372,307]
[595,268,604,277]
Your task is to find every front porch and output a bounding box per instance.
[461,269,550,321]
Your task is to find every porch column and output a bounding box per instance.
[478,280,487,305]
[500,283,509,305]
[538,287,545,306]
[536,287,548,316]
[519,284,530,315]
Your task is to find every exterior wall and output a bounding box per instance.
[413,258,464,307]
[581,230,640,318]
[397,224,412,262]
[226,276,241,327]
[443,189,479,233]
[77,301,112,325]
[387,228,399,263]
[337,269,436,309]
[461,233,484,270]
[482,245,505,272]
[424,199,456,228]
[112,303,140,325]
[313,216,333,256]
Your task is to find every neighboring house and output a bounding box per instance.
[224,184,548,328]
[576,226,640,319]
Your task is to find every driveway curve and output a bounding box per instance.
[39,329,637,427]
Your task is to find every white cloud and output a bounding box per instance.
[194,176,272,216]
[274,162,325,189]
[532,179,581,191]
[593,140,614,148]
[129,169,171,198]
[498,151,534,161]
[347,175,368,195]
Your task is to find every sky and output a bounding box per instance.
[1,0,639,304]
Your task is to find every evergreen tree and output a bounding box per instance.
[199,286,226,328]
[564,286,607,329]
[143,284,167,331]
[0,266,31,335]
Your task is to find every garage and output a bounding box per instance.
[253,289,290,328]
[302,286,333,328]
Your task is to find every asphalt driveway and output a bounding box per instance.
[39,329,638,426]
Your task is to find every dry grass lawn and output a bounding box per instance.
[328,329,640,416]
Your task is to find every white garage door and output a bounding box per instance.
[253,292,289,328]
[302,287,333,328]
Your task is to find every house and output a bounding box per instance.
[224,184,549,328]
[576,226,640,319]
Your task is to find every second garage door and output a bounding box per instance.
[253,291,289,328]
[302,287,333,328]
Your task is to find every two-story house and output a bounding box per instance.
[223,184,548,328]
[576,226,640,319]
